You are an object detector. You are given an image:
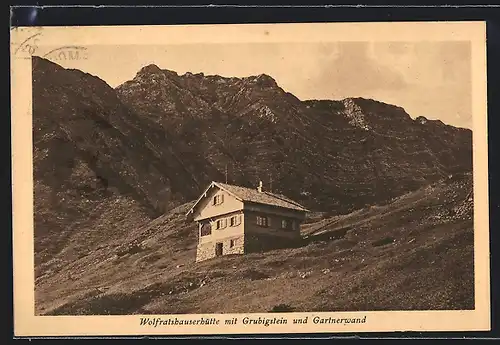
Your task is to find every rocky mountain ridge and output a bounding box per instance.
[32,56,472,267]
[115,62,472,212]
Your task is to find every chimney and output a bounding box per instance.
[257,180,263,193]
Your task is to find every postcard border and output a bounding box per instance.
[10,21,490,336]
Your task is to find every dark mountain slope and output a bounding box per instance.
[32,57,221,267]
[116,65,472,213]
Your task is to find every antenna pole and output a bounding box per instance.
[225,164,228,184]
[269,171,273,193]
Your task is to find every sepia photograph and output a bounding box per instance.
[11,22,490,336]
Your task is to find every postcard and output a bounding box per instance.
[10,21,490,336]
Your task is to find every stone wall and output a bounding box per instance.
[196,242,216,262]
[223,235,245,256]
[195,235,245,262]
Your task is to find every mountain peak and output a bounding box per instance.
[138,64,162,75]
[415,116,428,125]
[136,64,179,79]
[184,71,205,78]
[242,73,278,88]
[257,73,275,80]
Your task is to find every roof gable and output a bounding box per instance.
[185,182,242,217]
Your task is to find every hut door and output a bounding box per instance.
[215,242,223,256]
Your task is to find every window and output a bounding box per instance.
[215,218,227,230]
[200,223,212,236]
[213,194,224,205]
[230,239,235,248]
[256,215,269,227]
[230,215,241,227]
[281,218,296,231]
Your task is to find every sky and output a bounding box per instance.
[45,41,472,129]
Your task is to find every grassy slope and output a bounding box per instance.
[35,174,474,315]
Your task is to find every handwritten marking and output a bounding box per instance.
[13,32,41,56]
